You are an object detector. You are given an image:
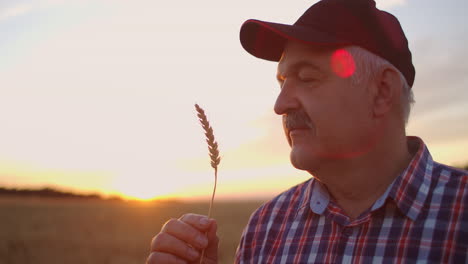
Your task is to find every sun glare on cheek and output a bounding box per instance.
[331,49,356,78]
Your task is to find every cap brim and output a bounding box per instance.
[240,19,348,62]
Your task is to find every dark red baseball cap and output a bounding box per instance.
[240,0,415,87]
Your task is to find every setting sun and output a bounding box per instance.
[0,0,467,201]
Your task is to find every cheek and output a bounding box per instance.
[336,86,372,125]
[300,82,371,135]
[315,97,371,143]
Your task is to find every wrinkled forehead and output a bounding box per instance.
[278,44,328,71]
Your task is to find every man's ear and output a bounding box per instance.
[372,67,403,118]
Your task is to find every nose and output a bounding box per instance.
[274,79,300,115]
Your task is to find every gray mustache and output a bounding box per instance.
[283,111,313,130]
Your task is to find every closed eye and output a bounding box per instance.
[299,77,317,82]
[298,72,319,83]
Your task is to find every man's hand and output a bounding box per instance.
[147,214,219,264]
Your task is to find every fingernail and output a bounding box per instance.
[199,218,210,226]
[189,247,199,259]
[196,235,208,247]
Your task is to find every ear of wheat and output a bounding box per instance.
[194,103,220,264]
[195,104,221,171]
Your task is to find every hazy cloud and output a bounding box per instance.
[376,0,407,9]
[0,3,34,21]
[410,36,468,119]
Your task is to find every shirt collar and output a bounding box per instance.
[388,136,434,221]
[309,179,330,215]
[308,136,434,221]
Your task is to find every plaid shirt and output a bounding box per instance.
[235,137,468,263]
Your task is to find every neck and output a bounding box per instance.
[313,132,412,220]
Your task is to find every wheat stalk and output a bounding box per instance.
[194,104,220,264]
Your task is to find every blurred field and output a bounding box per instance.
[0,197,265,264]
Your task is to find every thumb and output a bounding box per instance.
[203,219,219,264]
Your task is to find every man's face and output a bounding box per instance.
[275,41,376,173]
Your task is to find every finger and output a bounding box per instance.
[206,219,217,240]
[179,213,213,231]
[161,218,209,249]
[203,220,219,263]
[146,251,188,264]
[151,232,200,262]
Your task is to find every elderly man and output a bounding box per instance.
[147,0,468,263]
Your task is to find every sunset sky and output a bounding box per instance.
[1,0,467,201]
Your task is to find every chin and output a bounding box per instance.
[289,147,319,171]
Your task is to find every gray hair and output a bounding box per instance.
[345,46,415,125]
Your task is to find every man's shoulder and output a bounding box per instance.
[432,161,468,186]
[249,177,314,221]
[425,161,468,215]
[239,177,314,243]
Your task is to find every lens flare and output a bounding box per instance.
[331,49,356,78]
